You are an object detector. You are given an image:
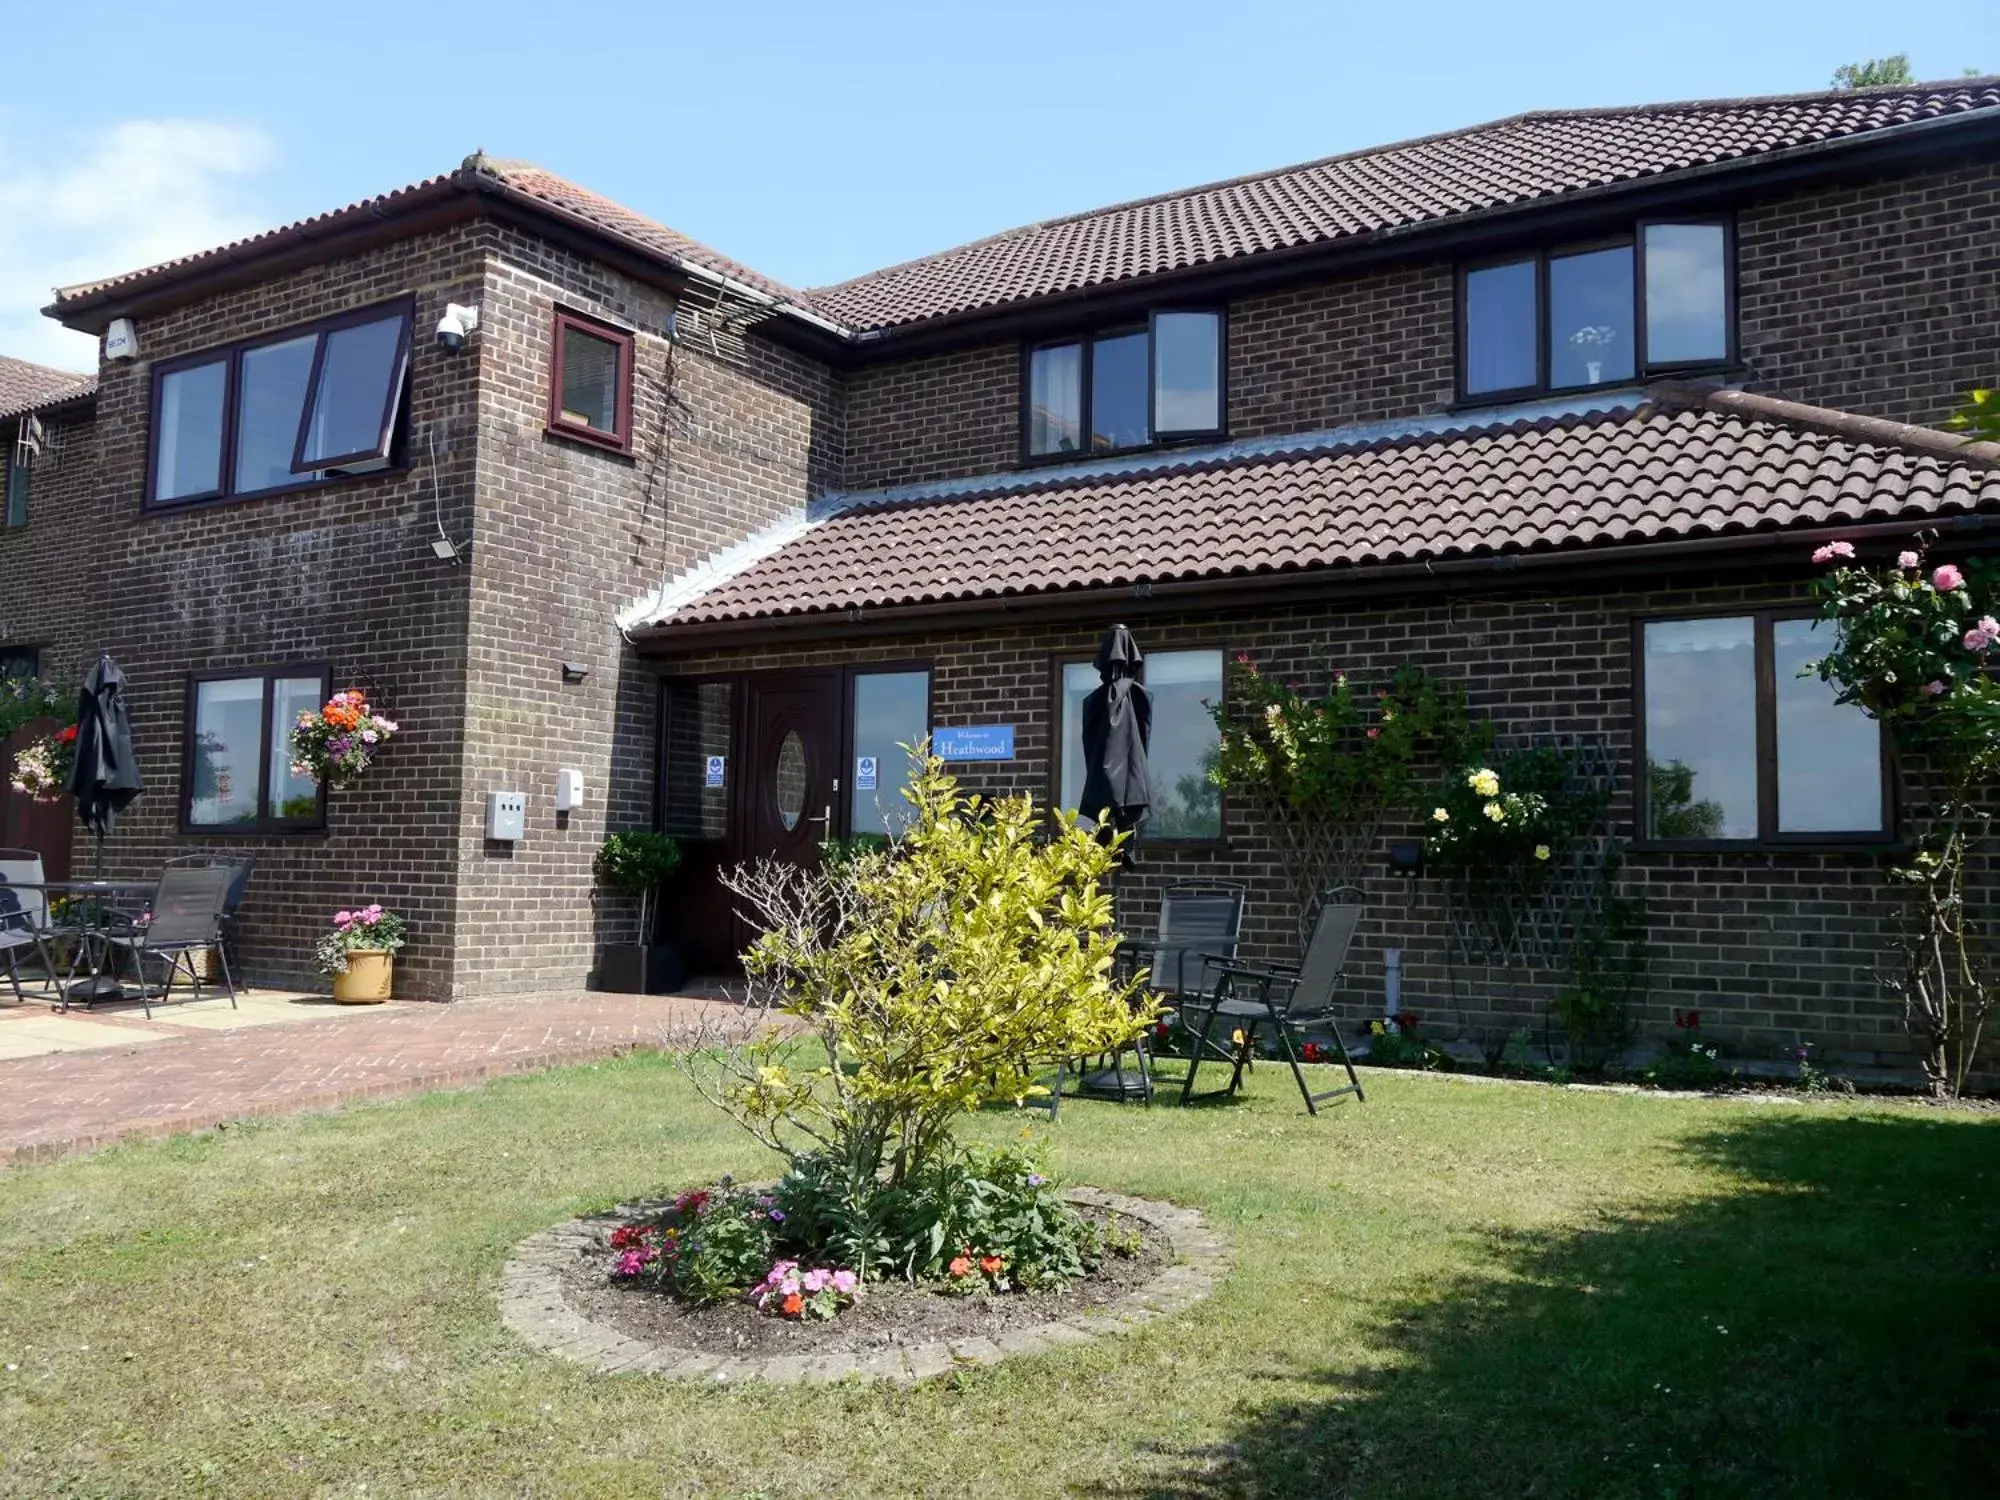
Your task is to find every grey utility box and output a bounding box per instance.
[486,790,527,841]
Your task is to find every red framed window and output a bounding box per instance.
[547,309,635,453]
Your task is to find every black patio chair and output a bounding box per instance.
[0,848,74,1002]
[1178,886,1366,1115]
[1046,883,1247,1116]
[164,853,255,992]
[101,863,236,1018]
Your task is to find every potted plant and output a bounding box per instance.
[594,831,683,993]
[315,903,407,1003]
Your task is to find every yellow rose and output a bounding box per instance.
[1484,801,1505,822]
[1534,844,1551,861]
[1432,808,1450,823]
[1468,768,1501,798]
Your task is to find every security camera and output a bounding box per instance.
[436,303,479,355]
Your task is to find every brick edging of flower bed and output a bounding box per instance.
[497,1186,1231,1385]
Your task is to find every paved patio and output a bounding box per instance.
[0,986,747,1166]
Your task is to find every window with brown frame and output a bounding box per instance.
[182,665,331,834]
[1635,611,1890,848]
[547,309,634,452]
[146,299,414,508]
[1055,647,1224,841]
[1459,220,1733,402]
[1024,309,1225,460]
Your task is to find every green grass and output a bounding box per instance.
[0,1060,1995,1498]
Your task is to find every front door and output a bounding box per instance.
[738,672,844,873]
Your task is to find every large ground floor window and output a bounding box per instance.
[1637,612,1888,846]
[183,666,329,833]
[1058,647,1223,841]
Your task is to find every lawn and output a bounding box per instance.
[0,1059,1995,1498]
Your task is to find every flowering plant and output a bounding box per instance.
[0,673,70,742]
[607,1179,787,1305]
[1423,747,1602,877]
[750,1259,859,1320]
[312,904,407,975]
[8,723,75,803]
[290,689,398,792]
[942,1250,1011,1294]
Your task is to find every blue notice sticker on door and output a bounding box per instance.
[704,754,726,788]
[932,725,1015,761]
[856,755,879,791]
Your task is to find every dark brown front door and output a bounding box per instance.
[738,672,843,873]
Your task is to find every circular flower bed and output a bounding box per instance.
[500,1186,1228,1385]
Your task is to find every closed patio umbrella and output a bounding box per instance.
[66,655,145,1002]
[70,654,145,846]
[1079,623,1154,843]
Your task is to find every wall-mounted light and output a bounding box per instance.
[1387,839,1424,879]
[561,662,590,684]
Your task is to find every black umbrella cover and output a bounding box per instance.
[1079,624,1154,835]
[69,655,145,837]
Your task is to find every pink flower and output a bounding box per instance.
[1933,564,1966,591]
[1898,551,1921,571]
[1365,727,1380,739]
[612,1250,645,1278]
[831,1270,858,1295]
[334,910,354,927]
[1811,541,1856,564]
[1924,680,1950,696]
[1966,625,1997,652]
[802,1268,831,1293]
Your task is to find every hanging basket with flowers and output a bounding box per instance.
[290,689,399,792]
[8,723,77,804]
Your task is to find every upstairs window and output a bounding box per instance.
[1459,221,1731,402]
[147,299,413,507]
[1025,310,1224,459]
[547,309,634,452]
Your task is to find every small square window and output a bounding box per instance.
[548,311,634,451]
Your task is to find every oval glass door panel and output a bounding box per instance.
[773,730,807,831]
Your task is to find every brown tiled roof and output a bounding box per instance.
[642,387,2000,633]
[0,356,95,424]
[810,79,2000,331]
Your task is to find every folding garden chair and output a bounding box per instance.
[1045,883,1248,1116]
[0,849,67,1003]
[164,853,255,992]
[1178,886,1366,1115]
[101,863,236,1018]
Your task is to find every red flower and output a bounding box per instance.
[949,1255,973,1277]
[781,1293,803,1317]
[1674,1009,1702,1031]
[979,1255,1004,1276]
[1301,1042,1322,1063]
[1155,1021,1170,1039]
[1234,652,1253,666]
[56,724,77,745]
[1392,1011,1420,1035]
[609,1225,644,1249]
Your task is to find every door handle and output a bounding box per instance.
[810,805,832,833]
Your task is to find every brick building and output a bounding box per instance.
[3,78,1998,1072]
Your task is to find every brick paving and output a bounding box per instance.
[0,989,749,1167]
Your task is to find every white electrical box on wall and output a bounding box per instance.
[555,768,584,812]
[486,790,527,841]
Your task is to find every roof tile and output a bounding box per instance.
[647,392,2000,630]
[0,356,95,424]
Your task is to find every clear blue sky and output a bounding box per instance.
[0,0,1988,367]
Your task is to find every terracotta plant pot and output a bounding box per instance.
[333,949,394,1004]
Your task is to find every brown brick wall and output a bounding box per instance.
[11,225,489,996]
[1,403,100,675]
[451,228,841,995]
[837,157,1998,499]
[842,340,1016,491]
[1737,157,2000,428]
[646,563,1931,1070]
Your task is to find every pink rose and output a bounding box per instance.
[1924,680,1950,696]
[1811,541,1856,564]
[1964,626,1995,652]
[1898,551,1921,571]
[1933,564,1966,591]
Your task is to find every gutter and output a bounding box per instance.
[629,510,2000,653]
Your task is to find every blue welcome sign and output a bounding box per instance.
[932,725,1015,761]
